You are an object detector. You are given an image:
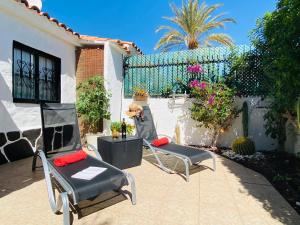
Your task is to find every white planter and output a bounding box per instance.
[86,133,105,150]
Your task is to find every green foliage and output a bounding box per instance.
[296,97,300,130]
[251,0,300,146]
[126,124,135,135]
[242,101,249,137]
[189,81,237,146]
[155,0,235,51]
[232,136,256,155]
[272,174,292,182]
[161,85,173,98]
[110,122,121,132]
[226,48,265,96]
[76,76,111,132]
[110,121,135,135]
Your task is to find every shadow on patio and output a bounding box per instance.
[219,157,300,225]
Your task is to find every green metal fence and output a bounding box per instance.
[123,45,262,97]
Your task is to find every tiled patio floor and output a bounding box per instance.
[0,150,299,225]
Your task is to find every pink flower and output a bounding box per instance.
[189,80,200,88]
[199,82,207,89]
[208,93,216,105]
[187,64,203,73]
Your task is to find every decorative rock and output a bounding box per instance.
[0,133,6,147]
[0,152,8,165]
[4,139,34,162]
[7,131,21,142]
[23,129,41,146]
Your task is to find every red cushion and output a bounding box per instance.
[151,137,169,147]
[53,150,88,167]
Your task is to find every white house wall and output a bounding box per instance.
[0,10,76,132]
[0,9,77,163]
[103,42,125,133]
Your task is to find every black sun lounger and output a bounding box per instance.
[134,105,216,181]
[32,103,136,225]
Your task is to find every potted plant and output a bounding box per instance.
[126,123,135,135]
[110,121,135,138]
[133,85,149,102]
[77,75,111,148]
[110,121,121,138]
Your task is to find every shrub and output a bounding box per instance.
[77,76,111,133]
[252,0,300,147]
[189,81,237,147]
[296,97,300,130]
[232,136,256,155]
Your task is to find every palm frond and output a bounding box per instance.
[155,0,235,51]
[204,33,234,47]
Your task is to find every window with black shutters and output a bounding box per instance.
[12,41,61,103]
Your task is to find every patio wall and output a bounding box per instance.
[0,8,77,164]
[120,97,278,151]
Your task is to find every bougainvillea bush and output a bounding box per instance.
[189,80,237,147]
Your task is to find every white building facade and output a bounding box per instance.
[0,0,138,164]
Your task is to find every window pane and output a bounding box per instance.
[13,42,60,103]
[13,48,35,100]
[39,56,58,101]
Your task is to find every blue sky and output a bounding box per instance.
[43,0,277,54]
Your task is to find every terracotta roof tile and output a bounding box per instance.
[15,0,80,38]
[80,35,143,55]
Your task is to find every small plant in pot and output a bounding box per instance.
[76,75,111,147]
[110,122,121,138]
[110,121,135,138]
[133,85,149,102]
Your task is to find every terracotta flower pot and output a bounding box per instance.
[112,130,120,139]
[133,95,148,102]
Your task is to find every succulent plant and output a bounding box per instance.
[232,136,255,155]
[242,101,249,137]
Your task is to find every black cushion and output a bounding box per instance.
[48,155,128,203]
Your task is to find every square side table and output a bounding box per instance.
[97,136,143,169]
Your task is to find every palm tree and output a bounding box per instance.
[155,0,236,51]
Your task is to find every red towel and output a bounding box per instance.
[53,150,88,167]
[151,137,169,147]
